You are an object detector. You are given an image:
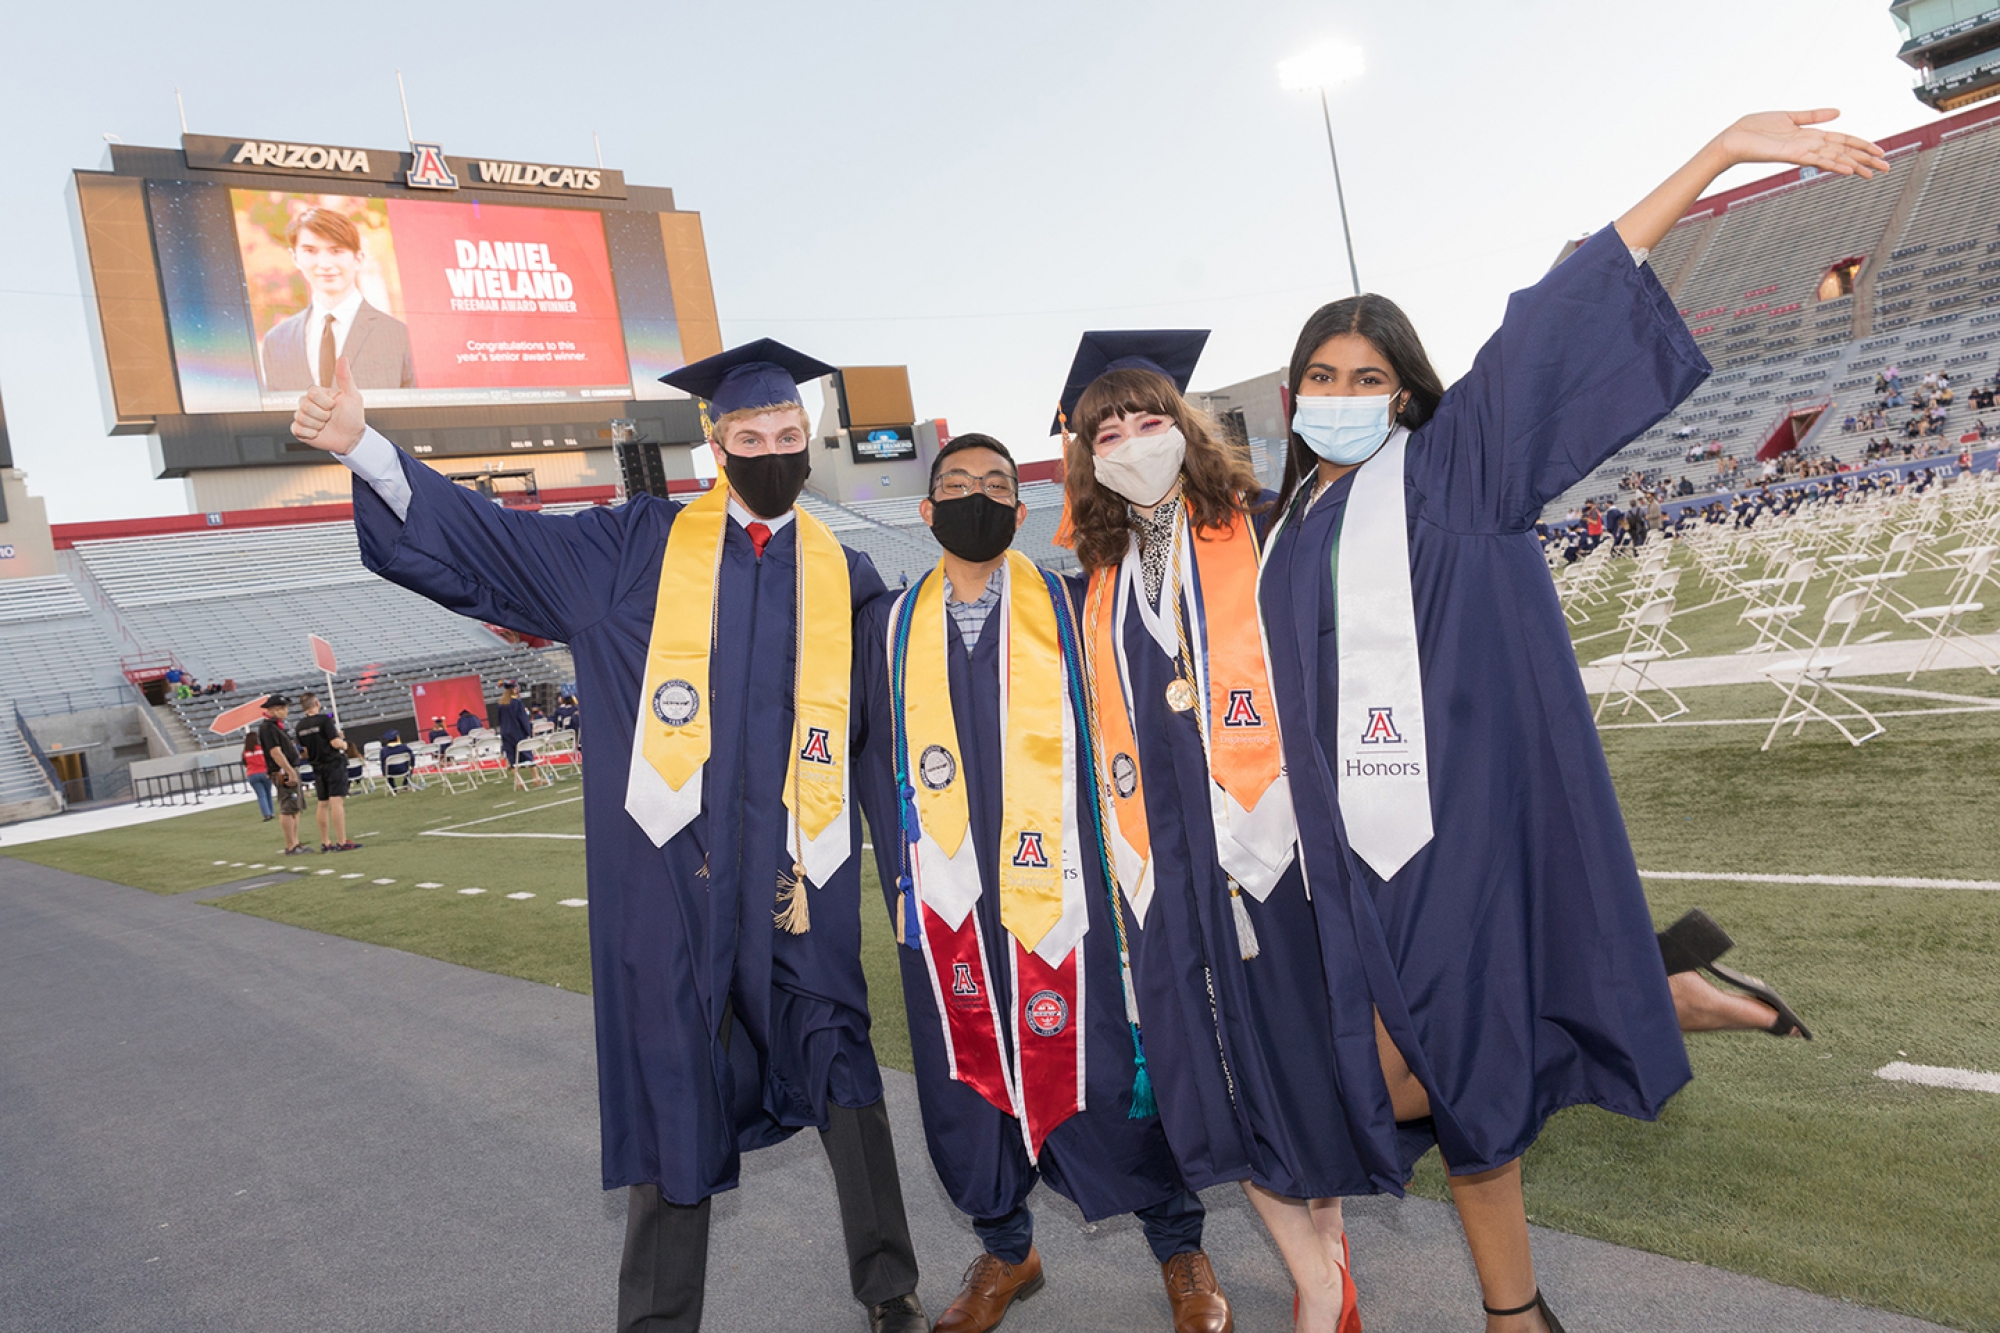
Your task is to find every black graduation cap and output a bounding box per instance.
[660,338,837,420]
[1051,329,1210,435]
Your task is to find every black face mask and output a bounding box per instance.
[723,448,811,519]
[927,493,1018,563]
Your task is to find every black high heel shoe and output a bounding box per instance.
[1484,1289,1565,1332]
[1656,906,1733,975]
[1657,908,1813,1039]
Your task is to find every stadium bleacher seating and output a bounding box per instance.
[67,522,509,686]
[1546,107,2000,519]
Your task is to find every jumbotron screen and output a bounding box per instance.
[72,135,721,429]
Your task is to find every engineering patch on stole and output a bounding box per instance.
[919,744,958,791]
[652,679,700,727]
[1024,989,1069,1037]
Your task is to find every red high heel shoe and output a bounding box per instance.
[1291,1233,1362,1332]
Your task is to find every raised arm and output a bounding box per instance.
[293,358,636,643]
[1417,110,1888,533]
[1615,110,1888,255]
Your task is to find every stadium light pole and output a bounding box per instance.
[1279,40,1366,297]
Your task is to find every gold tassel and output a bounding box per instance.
[775,862,811,935]
[1230,882,1260,961]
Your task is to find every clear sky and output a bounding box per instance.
[0,0,1943,523]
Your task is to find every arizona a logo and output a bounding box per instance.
[1011,831,1050,869]
[406,142,459,190]
[1223,688,1263,728]
[951,962,979,996]
[799,726,834,764]
[1361,706,1404,745]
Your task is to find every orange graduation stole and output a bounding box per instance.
[1084,505,1293,935]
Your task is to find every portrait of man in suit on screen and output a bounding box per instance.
[259,207,416,392]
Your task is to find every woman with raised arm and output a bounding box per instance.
[1256,112,1885,1332]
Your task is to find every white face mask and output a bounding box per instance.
[1293,393,1397,465]
[1092,425,1187,507]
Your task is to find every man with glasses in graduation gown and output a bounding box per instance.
[290,344,923,1333]
[855,434,1229,1333]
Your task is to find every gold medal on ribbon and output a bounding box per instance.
[1165,678,1198,712]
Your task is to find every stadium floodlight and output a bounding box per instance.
[1277,40,1365,92]
[1278,40,1366,297]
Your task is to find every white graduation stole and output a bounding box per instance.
[1332,427,1434,877]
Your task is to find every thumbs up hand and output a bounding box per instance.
[292,356,367,455]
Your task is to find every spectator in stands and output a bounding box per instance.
[295,692,361,852]
[379,729,417,791]
[495,679,532,766]
[427,715,450,743]
[454,706,481,736]
[243,731,274,821]
[1676,476,1694,497]
[259,695,308,855]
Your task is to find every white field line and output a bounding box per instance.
[1641,869,2000,891]
[422,832,586,840]
[1876,1062,2000,1095]
[1598,704,2000,730]
[418,796,584,839]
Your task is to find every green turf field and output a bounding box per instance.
[6,679,1998,1328]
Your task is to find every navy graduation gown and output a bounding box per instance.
[496,697,531,763]
[1258,226,1703,1182]
[1074,536,1383,1201]
[351,451,887,1205]
[854,585,1188,1224]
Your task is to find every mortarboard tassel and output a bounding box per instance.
[1230,882,1260,960]
[898,874,921,949]
[1127,1023,1157,1120]
[1053,408,1078,550]
[775,862,811,935]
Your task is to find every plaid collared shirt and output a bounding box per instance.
[942,566,1006,655]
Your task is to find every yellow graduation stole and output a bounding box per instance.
[630,483,852,927]
[901,550,1066,950]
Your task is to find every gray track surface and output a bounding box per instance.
[0,856,1952,1333]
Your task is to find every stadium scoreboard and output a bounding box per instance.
[69,135,723,475]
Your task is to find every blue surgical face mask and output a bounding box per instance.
[1293,392,1398,465]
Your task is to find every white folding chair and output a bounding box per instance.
[1759,589,1884,751]
[470,736,507,782]
[510,738,555,790]
[1736,558,1817,653]
[437,740,479,794]
[1840,529,1925,621]
[1898,546,2000,678]
[1591,597,1689,723]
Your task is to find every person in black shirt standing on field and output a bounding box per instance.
[295,691,362,851]
[259,695,309,856]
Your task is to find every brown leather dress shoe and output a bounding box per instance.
[1161,1250,1232,1333]
[933,1247,1045,1333]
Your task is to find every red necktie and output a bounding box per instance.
[746,521,771,558]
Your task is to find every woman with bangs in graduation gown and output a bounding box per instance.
[1256,111,1888,1333]
[1055,331,1375,1333]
